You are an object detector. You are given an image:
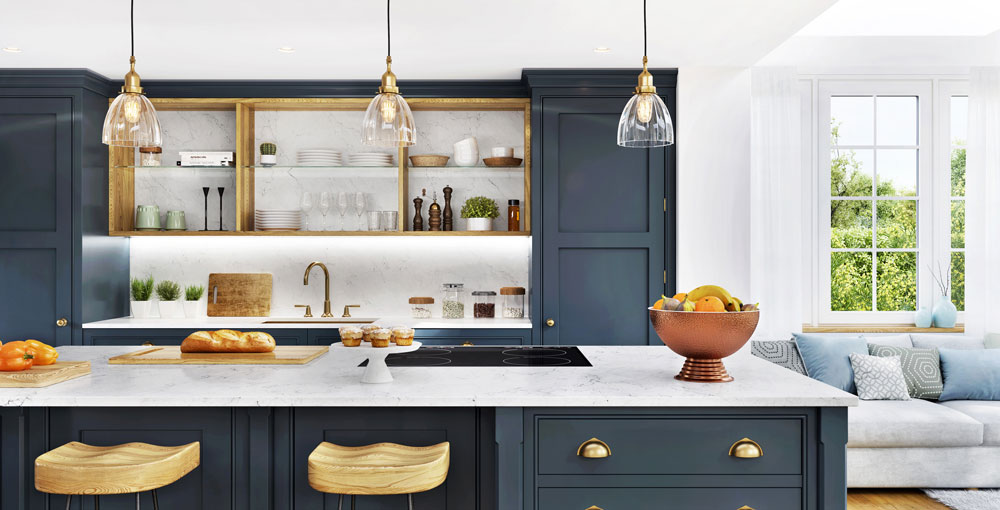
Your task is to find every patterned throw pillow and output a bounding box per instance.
[849,353,910,401]
[751,340,807,375]
[868,343,943,400]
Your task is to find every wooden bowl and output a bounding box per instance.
[648,308,760,383]
[482,157,523,167]
[409,154,450,167]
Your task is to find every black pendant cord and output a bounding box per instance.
[130,0,135,57]
[387,0,391,57]
[643,0,647,58]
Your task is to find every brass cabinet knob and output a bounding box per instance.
[56,318,68,327]
[141,341,155,346]
[577,437,611,458]
[737,506,755,510]
[729,438,763,458]
[585,507,604,510]
[462,341,474,346]
[545,318,555,327]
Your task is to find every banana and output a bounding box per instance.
[726,296,743,312]
[687,285,737,311]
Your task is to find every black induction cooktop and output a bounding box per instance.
[359,346,592,367]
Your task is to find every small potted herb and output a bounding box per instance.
[460,196,500,231]
[130,276,155,318]
[155,280,183,319]
[260,142,277,166]
[183,284,205,318]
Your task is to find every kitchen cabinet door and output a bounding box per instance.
[84,328,308,346]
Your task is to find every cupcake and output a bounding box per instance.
[371,328,392,348]
[361,324,380,342]
[339,326,363,347]
[392,327,415,346]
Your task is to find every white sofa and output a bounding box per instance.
[755,333,1000,488]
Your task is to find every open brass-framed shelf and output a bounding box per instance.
[109,97,531,237]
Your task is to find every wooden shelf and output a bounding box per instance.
[802,324,965,334]
[111,230,530,237]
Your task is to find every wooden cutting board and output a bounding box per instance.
[207,273,272,317]
[107,346,328,365]
[0,361,91,387]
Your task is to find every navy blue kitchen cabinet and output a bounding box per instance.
[0,71,128,346]
[83,328,308,346]
[524,70,676,346]
[85,327,528,346]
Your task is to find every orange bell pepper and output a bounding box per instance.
[25,340,58,366]
[0,341,35,371]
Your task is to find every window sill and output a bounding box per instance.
[801,324,964,334]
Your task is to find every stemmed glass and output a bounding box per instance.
[318,192,331,231]
[299,192,313,231]
[337,192,349,231]
[354,192,366,230]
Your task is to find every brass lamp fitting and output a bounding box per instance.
[121,56,144,94]
[379,56,399,94]
[634,56,656,95]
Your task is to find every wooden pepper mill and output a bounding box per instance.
[442,185,453,231]
[428,192,442,231]
[412,192,424,232]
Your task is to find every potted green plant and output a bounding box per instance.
[460,196,500,231]
[130,276,155,318]
[183,284,205,318]
[155,280,183,319]
[260,142,277,166]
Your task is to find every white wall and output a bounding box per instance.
[675,67,752,299]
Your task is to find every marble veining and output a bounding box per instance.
[0,346,858,408]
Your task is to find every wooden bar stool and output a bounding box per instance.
[308,441,450,510]
[35,441,200,509]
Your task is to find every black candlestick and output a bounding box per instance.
[217,187,225,231]
[202,187,210,231]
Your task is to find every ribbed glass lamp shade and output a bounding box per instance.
[617,92,674,148]
[102,92,162,147]
[362,92,416,147]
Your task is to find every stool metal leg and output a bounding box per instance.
[94,495,100,510]
[337,494,343,510]
[64,495,71,510]
[351,495,356,510]
[136,492,141,509]
[151,489,160,510]
[408,493,414,510]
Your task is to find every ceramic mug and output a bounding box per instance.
[453,137,479,167]
[491,147,514,158]
[135,205,161,230]
[165,210,186,230]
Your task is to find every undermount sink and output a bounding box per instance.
[262,318,378,324]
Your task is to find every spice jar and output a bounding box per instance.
[472,291,497,318]
[139,146,162,166]
[441,283,465,319]
[500,287,526,318]
[507,199,521,232]
[409,297,434,319]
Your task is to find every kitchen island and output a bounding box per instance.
[1,346,855,510]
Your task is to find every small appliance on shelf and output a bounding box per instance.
[178,151,235,167]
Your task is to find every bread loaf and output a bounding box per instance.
[180,330,276,353]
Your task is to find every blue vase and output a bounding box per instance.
[932,295,958,328]
[914,306,933,328]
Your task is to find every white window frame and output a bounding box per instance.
[935,80,968,320]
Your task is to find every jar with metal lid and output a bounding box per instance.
[139,146,162,166]
[472,291,497,318]
[500,287,526,318]
[441,283,465,319]
[408,296,434,318]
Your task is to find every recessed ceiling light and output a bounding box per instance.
[593,47,611,53]
[2,47,22,53]
[277,47,295,53]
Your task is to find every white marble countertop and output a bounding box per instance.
[82,316,532,330]
[0,346,857,408]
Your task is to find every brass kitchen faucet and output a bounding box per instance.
[303,262,333,317]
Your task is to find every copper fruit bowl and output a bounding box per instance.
[648,308,760,383]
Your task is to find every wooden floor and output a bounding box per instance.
[848,490,951,510]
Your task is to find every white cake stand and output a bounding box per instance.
[331,341,421,384]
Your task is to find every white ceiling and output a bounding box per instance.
[797,0,1000,37]
[0,0,836,80]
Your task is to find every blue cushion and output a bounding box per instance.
[793,333,868,393]
[939,348,1000,401]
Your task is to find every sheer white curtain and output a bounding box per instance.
[749,67,802,339]
[965,67,1000,337]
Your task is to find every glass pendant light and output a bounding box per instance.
[362,0,416,147]
[617,0,674,148]
[102,0,161,148]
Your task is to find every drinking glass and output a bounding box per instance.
[299,192,313,231]
[336,192,350,231]
[381,210,398,232]
[366,211,382,232]
[354,192,366,230]
[318,192,331,230]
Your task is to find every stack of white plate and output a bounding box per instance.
[255,209,302,231]
[349,152,394,167]
[297,149,342,166]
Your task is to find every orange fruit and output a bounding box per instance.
[694,296,726,312]
[672,293,687,301]
[652,298,665,310]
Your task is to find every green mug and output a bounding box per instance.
[165,210,186,230]
[135,205,160,230]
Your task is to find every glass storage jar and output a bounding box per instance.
[441,283,465,319]
[500,287,526,318]
[139,146,162,166]
[472,291,496,318]
[408,297,434,318]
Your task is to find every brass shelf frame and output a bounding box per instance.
[108,97,532,237]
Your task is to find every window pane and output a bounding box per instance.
[951,200,965,249]
[832,200,872,248]
[831,96,874,145]
[951,147,966,197]
[951,251,965,312]
[876,149,917,196]
[951,96,968,144]
[832,252,873,311]
[876,96,918,146]
[876,252,917,311]
[831,149,873,197]
[876,200,917,248]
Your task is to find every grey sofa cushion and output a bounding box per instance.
[847,399,984,447]
[849,353,910,401]
[941,401,1000,446]
[911,334,985,350]
[750,340,806,375]
[868,344,943,400]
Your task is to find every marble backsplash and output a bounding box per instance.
[129,236,532,318]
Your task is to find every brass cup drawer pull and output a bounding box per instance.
[585,507,604,510]
[577,437,611,458]
[737,506,755,510]
[729,438,763,458]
